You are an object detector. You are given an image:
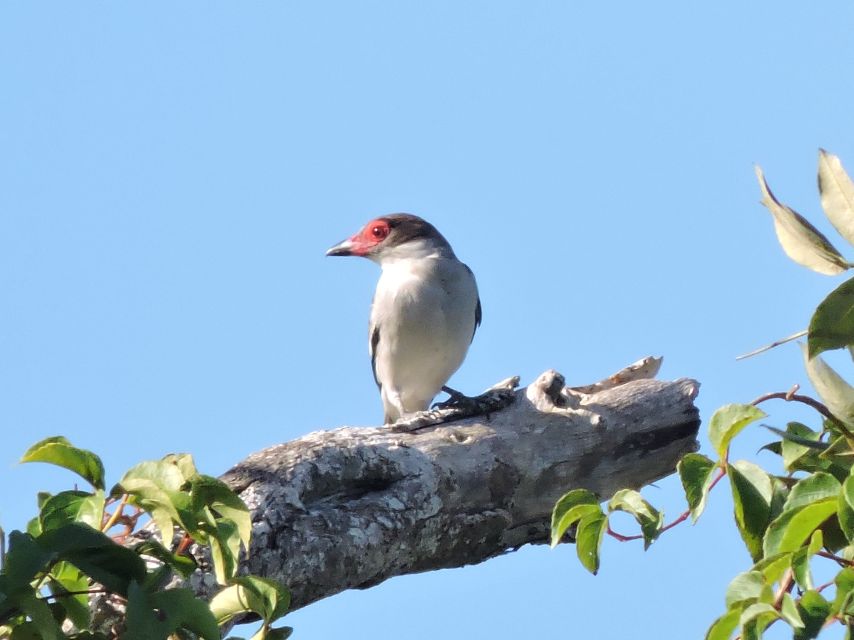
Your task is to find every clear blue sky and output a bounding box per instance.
[2,3,854,638]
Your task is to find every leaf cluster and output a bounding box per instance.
[551,150,854,639]
[0,438,291,640]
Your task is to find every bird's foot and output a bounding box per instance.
[390,377,520,432]
[431,386,481,411]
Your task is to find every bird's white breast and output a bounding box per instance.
[370,255,478,415]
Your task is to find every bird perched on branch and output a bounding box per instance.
[327,214,481,423]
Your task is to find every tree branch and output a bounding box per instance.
[210,360,700,611]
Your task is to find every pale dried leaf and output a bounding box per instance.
[755,165,848,275]
[802,344,854,426]
[819,149,854,248]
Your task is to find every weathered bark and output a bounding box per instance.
[215,359,700,611]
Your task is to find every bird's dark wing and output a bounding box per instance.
[463,263,482,343]
[472,296,482,342]
[370,324,382,390]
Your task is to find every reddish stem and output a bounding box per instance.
[751,388,854,440]
[818,550,853,566]
[175,533,195,556]
[751,390,836,423]
[606,467,726,542]
[816,579,835,593]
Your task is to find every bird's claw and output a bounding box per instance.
[431,387,480,411]
[390,378,519,432]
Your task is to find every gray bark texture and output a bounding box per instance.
[217,359,700,611]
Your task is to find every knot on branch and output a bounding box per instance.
[527,369,568,411]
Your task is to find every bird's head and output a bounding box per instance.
[326,213,454,263]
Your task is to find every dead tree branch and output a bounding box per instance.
[212,359,700,611]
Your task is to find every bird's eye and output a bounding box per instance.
[368,221,390,240]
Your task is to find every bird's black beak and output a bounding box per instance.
[325,238,355,257]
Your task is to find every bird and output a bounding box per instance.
[326,214,481,423]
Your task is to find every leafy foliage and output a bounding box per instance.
[0,441,291,639]
[551,150,854,638]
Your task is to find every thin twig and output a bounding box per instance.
[750,390,854,439]
[605,526,636,542]
[818,550,853,567]
[736,329,808,361]
[102,494,129,533]
[751,390,834,421]
[40,588,109,601]
[773,568,795,608]
[739,569,795,640]
[816,579,835,593]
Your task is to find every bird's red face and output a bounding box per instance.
[326,218,392,257]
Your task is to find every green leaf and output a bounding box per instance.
[39,491,105,532]
[795,590,831,640]
[779,592,805,629]
[705,608,740,640]
[764,424,826,451]
[117,459,186,495]
[15,592,64,640]
[36,523,146,596]
[115,459,192,542]
[125,582,221,640]
[678,453,717,521]
[821,434,854,459]
[820,516,848,553]
[751,552,791,584]
[3,531,52,590]
[756,165,849,275]
[809,276,854,358]
[791,530,823,590]
[607,489,663,549]
[834,567,854,617]
[191,475,252,548]
[841,475,854,542]
[709,404,766,460]
[147,506,177,549]
[20,437,105,491]
[149,589,221,640]
[238,575,291,622]
[162,453,199,482]
[261,627,294,640]
[725,571,764,608]
[784,472,841,511]
[728,460,774,561]
[770,477,790,522]
[140,564,174,594]
[790,549,813,592]
[739,602,779,637]
[47,561,90,630]
[757,441,782,456]
[550,489,601,547]
[839,484,854,542]
[132,539,197,577]
[764,498,838,556]
[575,512,607,575]
[210,576,291,625]
[809,528,823,554]
[125,580,169,640]
[208,518,242,584]
[818,149,854,248]
[778,423,824,471]
[775,423,826,447]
